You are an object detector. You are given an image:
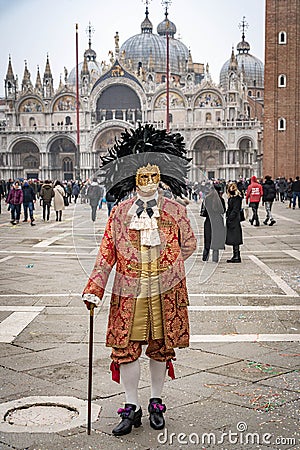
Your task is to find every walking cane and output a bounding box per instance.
[87,303,94,435]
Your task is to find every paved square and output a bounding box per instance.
[0,199,299,449]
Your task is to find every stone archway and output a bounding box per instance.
[11,140,40,179]
[238,137,254,179]
[193,135,225,179]
[49,137,76,181]
[93,127,125,175]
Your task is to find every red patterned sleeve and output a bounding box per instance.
[82,208,117,299]
[177,203,197,261]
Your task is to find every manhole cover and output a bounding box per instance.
[0,396,101,433]
[5,403,79,426]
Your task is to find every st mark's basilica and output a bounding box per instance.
[0,4,264,183]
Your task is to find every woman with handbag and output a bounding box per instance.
[225,182,243,263]
[53,180,65,221]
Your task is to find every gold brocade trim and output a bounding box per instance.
[128,264,171,273]
[130,244,163,341]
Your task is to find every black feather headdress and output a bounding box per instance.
[100,123,192,202]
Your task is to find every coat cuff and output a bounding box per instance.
[82,293,101,307]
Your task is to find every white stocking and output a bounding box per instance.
[120,359,140,408]
[150,359,167,399]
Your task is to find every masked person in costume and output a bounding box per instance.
[82,124,197,436]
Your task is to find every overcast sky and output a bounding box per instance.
[0,0,265,97]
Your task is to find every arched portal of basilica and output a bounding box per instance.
[11,141,40,180]
[48,138,76,181]
[192,136,226,180]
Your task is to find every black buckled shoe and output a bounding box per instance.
[112,403,142,436]
[148,398,166,430]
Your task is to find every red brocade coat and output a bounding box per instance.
[83,195,197,350]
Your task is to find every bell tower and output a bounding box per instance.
[263,0,300,178]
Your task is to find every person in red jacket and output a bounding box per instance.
[246,175,263,226]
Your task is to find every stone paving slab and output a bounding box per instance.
[207,359,289,382]
[274,397,300,420]
[259,370,300,392]
[0,366,63,401]
[24,362,89,385]
[164,371,250,400]
[169,347,241,371]
[250,350,300,370]
[211,382,300,411]
[189,341,300,361]
[0,431,70,450]
[0,343,33,357]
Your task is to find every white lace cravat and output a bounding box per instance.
[129,192,161,246]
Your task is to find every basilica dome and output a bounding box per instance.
[68,45,102,86]
[219,35,264,89]
[120,8,189,75]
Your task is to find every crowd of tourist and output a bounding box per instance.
[187,176,300,209]
[0,176,299,266]
[190,175,300,264]
[0,178,116,225]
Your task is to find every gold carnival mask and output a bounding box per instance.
[136,163,160,194]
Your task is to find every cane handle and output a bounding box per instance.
[90,303,94,316]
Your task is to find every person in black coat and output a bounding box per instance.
[200,184,226,262]
[87,178,104,222]
[0,181,4,214]
[262,175,276,226]
[22,181,36,225]
[292,176,300,209]
[226,182,243,263]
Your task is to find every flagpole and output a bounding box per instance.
[75,23,80,181]
[166,25,170,132]
[162,0,171,132]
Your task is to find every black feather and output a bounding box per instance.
[100,123,191,202]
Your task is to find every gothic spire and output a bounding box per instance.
[44,53,52,78]
[43,54,54,98]
[187,49,193,72]
[229,46,238,71]
[6,55,15,80]
[35,65,43,94]
[5,55,17,99]
[22,60,33,93]
[81,54,89,76]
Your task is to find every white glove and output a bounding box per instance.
[82,293,101,307]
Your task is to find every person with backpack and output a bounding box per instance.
[105,189,116,216]
[262,175,276,226]
[40,180,54,221]
[246,175,263,226]
[72,182,81,204]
